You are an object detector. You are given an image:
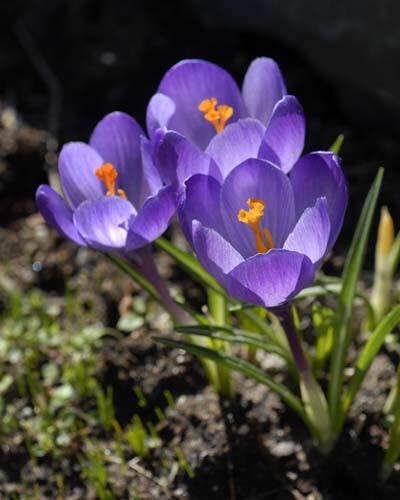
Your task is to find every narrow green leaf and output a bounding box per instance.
[329,133,344,154]
[297,282,342,298]
[177,324,233,335]
[156,237,226,295]
[176,325,292,363]
[228,303,253,312]
[383,364,400,478]
[155,336,312,429]
[341,304,400,423]
[329,168,384,427]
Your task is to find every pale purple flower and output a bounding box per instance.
[176,110,347,307]
[147,57,287,150]
[36,112,175,257]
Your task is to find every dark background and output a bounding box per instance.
[1,0,400,251]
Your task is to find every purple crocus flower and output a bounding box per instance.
[153,80,308,188]
[147,57,287,150]
[176,111,347,307]
[36,112,176,258]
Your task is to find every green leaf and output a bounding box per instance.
[328,168,384,429]
[329,133,344,154]
[156,237,226,296]
[154,336,313,430]
[176,324,292,364]
[383,364,400,478]
[296,282,342,298]
[341,304,400,424]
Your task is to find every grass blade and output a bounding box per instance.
[329,133,344,154]
[382,364,400,479]
[328,168,384,428]
[176,325,293,364]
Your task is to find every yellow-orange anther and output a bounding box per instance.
[95,163,127,199]
[198,97,233,133]
[238,198,274,254]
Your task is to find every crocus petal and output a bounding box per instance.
[283,198,330,264]
[139,135,163,202]
[242,57,287,125]
[228,249,314,307]
[220,158,296,257]
[178,174,225,245]
[126,185,176,252]
[59,142,104,209]
[89,111,145,208]
[192,221,262,302]
[290,152,348,248]
[258,96,305,173]
[73,197,136,253]
[36,185,87,246]
[158,59,246,149]
[154,130,221,186]
[146,93,176,138]
[205,118,265,179]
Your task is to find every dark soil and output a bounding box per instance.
[93,331,400,500]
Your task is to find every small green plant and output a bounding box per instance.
[95,384,116,432]
[79,440,115,500]
[175,445,195,479]
[125,415,151,458]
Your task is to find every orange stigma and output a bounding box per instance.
[238,198,274,254]
[95,163,126,199]
[198,97,233,133]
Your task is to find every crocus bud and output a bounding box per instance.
[376,207,394,262]
[370,207,395,324]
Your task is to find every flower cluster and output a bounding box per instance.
[37,57,347,308]
[36,57,400,471]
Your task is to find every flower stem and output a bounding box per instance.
[107,251,191,325]
[208,288,233,398]
[136,253,191,325]
[275,304,308,375]
[275,303,333,453]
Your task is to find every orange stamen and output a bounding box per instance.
[198,97,233,133]
[238,198,274,254]
[95,163,126,199]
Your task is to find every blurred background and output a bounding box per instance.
[1,0,400,236]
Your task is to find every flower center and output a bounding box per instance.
[198,97,233,133]
[238,198,274,254]
[95,163,127,199]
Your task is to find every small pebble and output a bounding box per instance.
[270,440,296,457]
